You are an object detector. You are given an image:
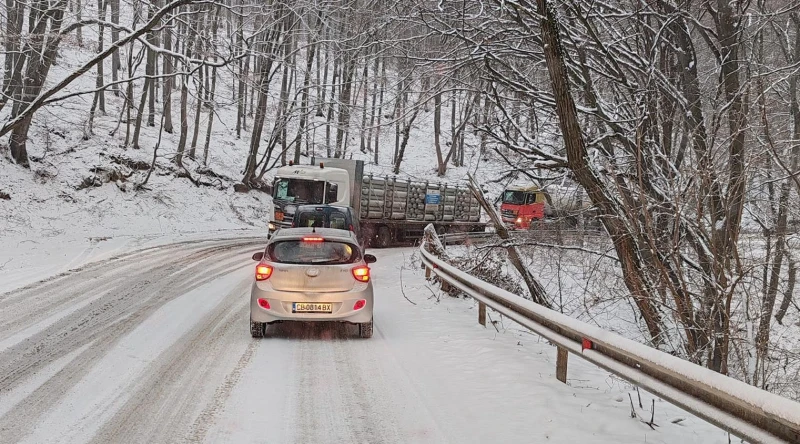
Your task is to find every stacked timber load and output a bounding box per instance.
[360,175,480,222]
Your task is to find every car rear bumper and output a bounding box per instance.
[250,284,374,324]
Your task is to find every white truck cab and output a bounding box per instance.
[270,160,364,234]
[273,164,350,206]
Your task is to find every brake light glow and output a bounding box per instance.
[255,264,273,281]
[275,212,284,221]
[353,299,367,310]
[302,236,324,242]
[352,266,370,282]
[258,298,271,309]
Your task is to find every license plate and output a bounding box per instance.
[293,302,332,313]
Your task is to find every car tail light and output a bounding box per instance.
[349,224,354,232]
[353,299,366,310]
[256,264,273,281]
[275,211,284,221]
[302,236,324,242]
[352,266,370,283]
[258,298,271,309]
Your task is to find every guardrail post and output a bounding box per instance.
[556,346,568,384]
[441,280,451,291]
[478,302,486,326]
[425,266,431,279]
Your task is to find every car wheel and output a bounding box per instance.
[375,226,391,248]
[250,320,265,338]
[359,319,374,338]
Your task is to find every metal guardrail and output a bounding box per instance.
[420,240,800,444]
[437,231,498,245]
[437,228,607,247]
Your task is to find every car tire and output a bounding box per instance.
[375,226,391,248]
[359,319,374,339]
[250,320,265,338]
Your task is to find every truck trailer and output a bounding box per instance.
[269,158,485,247]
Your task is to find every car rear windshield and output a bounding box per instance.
[268,240,361,265]
[295,210,350,230]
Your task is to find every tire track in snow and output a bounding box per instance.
[0,240,262,444]
[88,280,253,444]
[182,338,258,443]
[0,245,247,391]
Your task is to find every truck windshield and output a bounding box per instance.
[274,178,325,204]
[502,190,525,205]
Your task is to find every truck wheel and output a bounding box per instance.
[375,226,392,248]
[359,319,374,338]
[250,320,265,338]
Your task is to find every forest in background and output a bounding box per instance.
[2,0,800,398]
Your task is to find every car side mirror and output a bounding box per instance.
[364,254,377,264]
[252,251,264,261]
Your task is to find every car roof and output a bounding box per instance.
[272,227,358,242]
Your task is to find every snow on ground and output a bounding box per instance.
[0,243,734,443]
[0,13,781,443]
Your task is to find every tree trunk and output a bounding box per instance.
[124,45,136,147]
[75,0,82,47]
[110,0,120,96]
[1,0,26,112]
[393,76,404,163]
[176,12,195,165]
[86,0,107,136]
[131,75,151,150]
[450,91,457,166]
[278,17,296,166]
[202,66,217,165]
[392,106,420,174]
[162,11,174,133]
[707,0,748,374]
[147,9,158,128]
[243,24,280,184]
[326,51,339,157]
[318,25,329,117]
[366,54,379,155]
[374,57,386,165]
[359,54,370,153]
[535,0,662,343]
[9,0,68,166]
[293,14,321,164]
[433,90,444,175]
[188,12,205,159]
[236,11,244,139]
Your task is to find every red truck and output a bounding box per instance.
[500,186,546,229]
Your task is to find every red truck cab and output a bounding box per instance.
[500,186,545,229]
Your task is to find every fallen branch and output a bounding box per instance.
[628,393,637,418]
[399,256,417,306]
[425,285,440,302]
[486,310,501,333]
[467,173,551,307]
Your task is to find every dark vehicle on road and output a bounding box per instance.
[291,205,364,247]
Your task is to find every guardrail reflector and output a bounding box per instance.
[582,338,593,351]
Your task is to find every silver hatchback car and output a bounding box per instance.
[250,227,376,338]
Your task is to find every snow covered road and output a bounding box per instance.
[0,239,730,443]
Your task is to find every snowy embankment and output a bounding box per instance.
[0,29,515,289]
